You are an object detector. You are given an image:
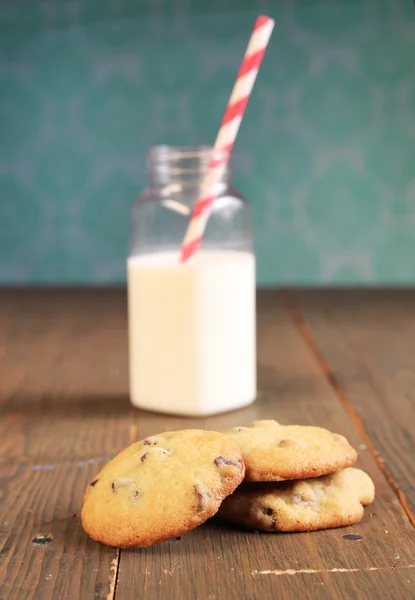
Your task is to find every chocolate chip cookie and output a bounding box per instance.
[217,467,375,532]
[81,429,245,548]
[224,420,357,482]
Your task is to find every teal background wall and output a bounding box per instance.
[0,0,414,285]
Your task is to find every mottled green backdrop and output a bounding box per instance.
[1,0,414,285]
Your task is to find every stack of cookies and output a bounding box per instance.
[81,420,375,548]
[217,420,374,533]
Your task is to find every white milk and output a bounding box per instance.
[127,250,256,416]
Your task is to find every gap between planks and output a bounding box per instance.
[108,409,138,597]
[107,550,121,600]
[281,291,415,529]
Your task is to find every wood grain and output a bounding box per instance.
[287,290,415,525]
[116,291,415,600]
[0,290,128,600]
[0,290,414,600]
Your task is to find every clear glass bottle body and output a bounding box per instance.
[128,146,256,416]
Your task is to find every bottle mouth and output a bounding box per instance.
[147,146,231,178]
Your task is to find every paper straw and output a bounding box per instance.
[180,15,274,262]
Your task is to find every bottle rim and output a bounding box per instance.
[146,145,231,182]
[148,145,230,162]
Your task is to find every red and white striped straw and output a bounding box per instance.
[180,15,274,263]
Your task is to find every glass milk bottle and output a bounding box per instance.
[127,146,256,416]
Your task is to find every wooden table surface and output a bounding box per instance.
[0,289,414,600]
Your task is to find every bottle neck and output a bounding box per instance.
[147,146,231,191]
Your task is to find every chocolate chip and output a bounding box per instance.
[89,479,99,487]
[194,484,212,511]
[261,507,276,530]
[195,489,204,510]
[342,534,362,541]
[143,436,165,446]
[112,478,133,492]
[278,439,294,448]
[141,448,169,462]
[234,427,249,432]
[214,456,240,468]
[131,490,140,501]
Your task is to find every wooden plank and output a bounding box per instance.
[0,463,120,600]
[0,290,129,600]
[1,290,414,600]
[287,290,415,525]
[0,289,132,464]
[116,291,415,600]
